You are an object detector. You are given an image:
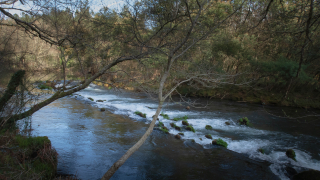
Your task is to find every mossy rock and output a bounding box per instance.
[88,97,94,101]
[191,139,195,143]
[205,134,212,139]
[174,134,181,139]
[161,126,169,134]
[205,125,213,130]
[238,117,251,126]
[175,126,181,131]
[135,111,146,118]
[160,113,170,119]
[212,138,228,148]
[158,121,164,127]
[258,148,265,154]
[178,132,184,136]
[170,123,176,128]
[225,122,231,125]
[182,120,189,126]
[96,100,104,102]
[292,170,320,180]
[100,108,106,112]
[186,125,195,133]
[199,138,202,140]
[286,149,297,161]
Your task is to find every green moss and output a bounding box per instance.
[205,125,213,130]
[173,115,188,121]
[38,84,53,90]
[134,111,146,118]
[15,135,50,149]
[258,148,265,154]
[286,149,297,161]
[160,126,169,134]
[158,121,164,127]
[186,125,195,133]
[160,113,170,119]
[239,117,252,126]
[178,132,184,136]
[88,97,94,101]
[213,138,228,148]
[170,123,176,128]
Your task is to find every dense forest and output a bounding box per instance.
[0,0,320,179]
[1,0,320,108]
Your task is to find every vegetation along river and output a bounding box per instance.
[19,83,320,180]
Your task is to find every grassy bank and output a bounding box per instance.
[0,129,61,180]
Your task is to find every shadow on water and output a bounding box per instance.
[28,97,279,180]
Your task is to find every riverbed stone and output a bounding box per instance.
[182,121,189,126]
[205,134,212,139]
[174,134,181,139]
[170,123,175,128]
[175,126,181,131]
[286,149,296,161]
[292,170,320,180]
[186,106,190,110]
[88,97,94,101]
[100,108,106,112]
[178,132,184,136]
[96,100,104,102]
[225,122,231,125]
[205,125,213,130]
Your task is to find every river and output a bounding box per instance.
[19,83,320,180]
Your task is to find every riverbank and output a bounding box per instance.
[0,128,57,179]
[176,85,320,109]
[89,80,320,109]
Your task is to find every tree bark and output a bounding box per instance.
[0,70,25,112]
[101,101,163,180]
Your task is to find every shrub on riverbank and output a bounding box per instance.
[0,131,58,179]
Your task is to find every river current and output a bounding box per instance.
[21,83,320,180]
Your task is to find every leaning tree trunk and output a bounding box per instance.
[0,70,25,112]
[101,101,163,180]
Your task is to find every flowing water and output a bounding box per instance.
[20,83,320,180]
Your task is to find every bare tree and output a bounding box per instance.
[101,0,245,179]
